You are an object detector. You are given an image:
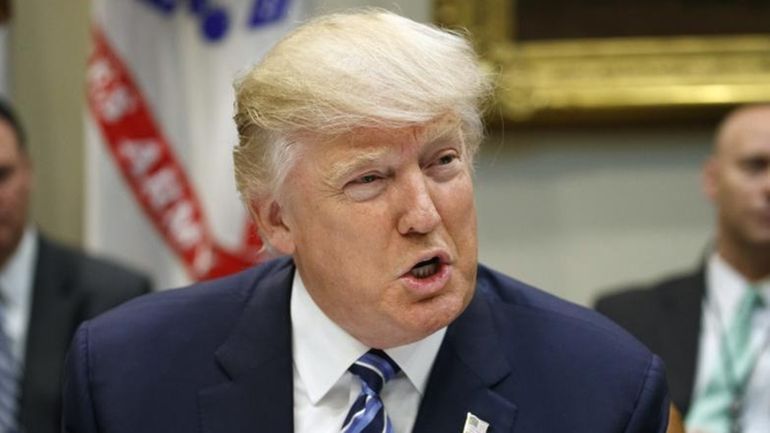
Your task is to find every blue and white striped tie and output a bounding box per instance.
[341,349,400,433]
[0,301,20,433]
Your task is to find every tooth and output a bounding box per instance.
[411,263,438,278]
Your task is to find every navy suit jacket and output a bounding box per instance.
[63,258,669,433]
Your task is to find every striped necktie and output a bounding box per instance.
[0,299,19,433]
[341,349,400,433]
[686,287,764,433]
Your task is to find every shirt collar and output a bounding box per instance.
[708,252,770,323]
[0,226,37,308]
[290,270,446,404]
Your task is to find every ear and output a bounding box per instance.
[250,196,295,255]
[702,156,719,202]
[18,151,34,191]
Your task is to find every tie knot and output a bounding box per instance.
[348,349,400,394]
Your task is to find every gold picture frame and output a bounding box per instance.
[434,0,770,123]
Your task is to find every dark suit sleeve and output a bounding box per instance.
[26,237,153,433]
[80,259,152,318]
[62,323,99,433]
[594,288,649,334]
[623,354,670,433]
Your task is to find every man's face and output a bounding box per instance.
[706,109,770,250]
[0,119,31,266]
[268,120,478,348]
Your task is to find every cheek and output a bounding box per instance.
[0,177,28,207]
[299,204,388,271]
[17,182,31,208]
[325,204,390,243]
[439,179,476,229]
[722,183,755,212]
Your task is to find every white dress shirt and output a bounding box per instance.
[0,226,37,364]
[290,271,446,433]
[689,253,770,433]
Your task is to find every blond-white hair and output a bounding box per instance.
[233,9,492,203]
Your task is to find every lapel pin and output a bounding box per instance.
[463,412,489,433]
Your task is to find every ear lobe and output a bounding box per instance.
[251,197,295,255]
[702,157,719,201]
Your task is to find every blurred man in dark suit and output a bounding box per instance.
[0,98,151,433]
[596,105,770,433]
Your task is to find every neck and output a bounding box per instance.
[716,235,770,283]
[0,227,28,272]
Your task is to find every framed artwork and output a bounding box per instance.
[0,0,9,23]
[434,0,770,123]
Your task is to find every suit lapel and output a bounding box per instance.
[198,259,518,433]
[198,259,295,433]
[657,268,704,413]
[21,236,81,430]
[413,288,517,433]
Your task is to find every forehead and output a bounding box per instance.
[312,118,463,158]
[720,108,770,157]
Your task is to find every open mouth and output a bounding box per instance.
[409,257,441,279]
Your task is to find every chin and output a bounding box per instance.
[744,227,770,245]
[411,292,469,333]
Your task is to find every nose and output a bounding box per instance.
[397,172,441,235]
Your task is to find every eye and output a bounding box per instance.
[425,150,463,181]
[0,166,14,183]
[358,174,380,184]
[437,154,457,165]
[428,150,462,169]
[343,172,388,202]
[740,156,770,175]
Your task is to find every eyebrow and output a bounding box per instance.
[328,148,393,183]
[326,125,464,183]
[422,124,462,147]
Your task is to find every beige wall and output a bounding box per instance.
[8,0,717,305]
[475,127,714,305]
[10,0,91,246]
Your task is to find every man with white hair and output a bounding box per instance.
[63,10,676,433]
